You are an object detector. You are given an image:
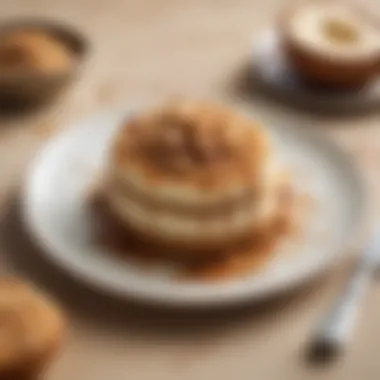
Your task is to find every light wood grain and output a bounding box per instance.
[1,0,380,379]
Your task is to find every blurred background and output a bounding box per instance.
[1,0,380,379]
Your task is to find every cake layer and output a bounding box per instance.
[106,183,278,247]
[107,150,279,208]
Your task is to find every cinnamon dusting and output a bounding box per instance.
[0,29,73,74]
[111,101,270,188]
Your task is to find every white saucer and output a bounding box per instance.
[23,107,366,307]
[251,29,380,111]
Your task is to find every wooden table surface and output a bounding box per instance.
[1,0,380,379]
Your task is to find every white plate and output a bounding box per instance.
[23,107,366,307]
[251,29,380,112]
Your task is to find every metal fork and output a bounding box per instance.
[309,230,380,360]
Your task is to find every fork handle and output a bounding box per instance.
[310,264,370,357]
